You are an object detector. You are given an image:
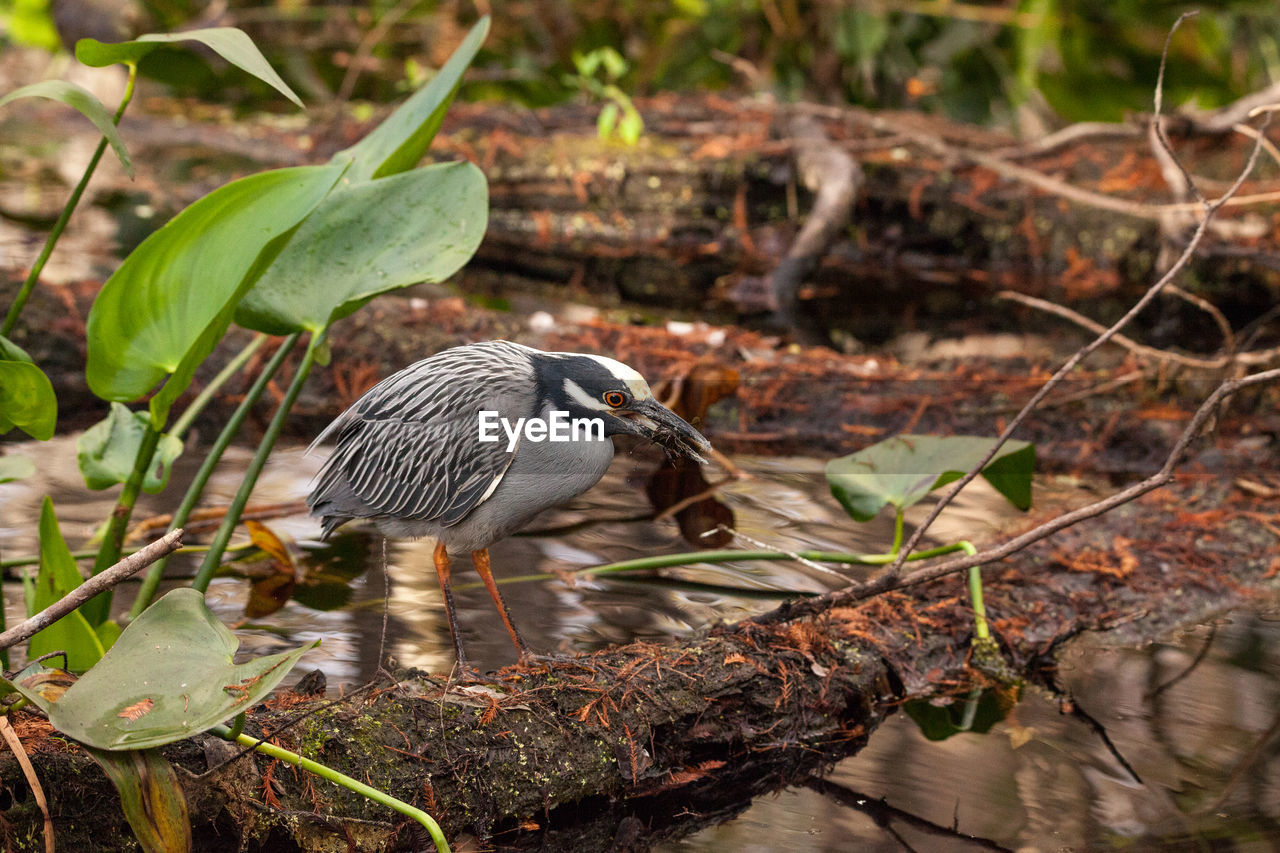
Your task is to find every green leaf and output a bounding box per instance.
[11,589,316,750]
[84,745,192,853]
[28,497,108,670]
[85,164,344,413]
[596,101,619,139]
[826,435,1035,522]
[76,28,303,107]
[0,80,132,176]
[335,15,489,181]
[618,107,643,146]
[0,335,34,363]
[236,161,488,334]
[77,403,183,493]
[96,619,123,650]
[0,359,56,440]
[0,455,36,483]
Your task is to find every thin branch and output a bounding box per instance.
[997,291,1280,370]
[1165,284,1236,357]
[0,529,183,651]
[1151,13,1205,208]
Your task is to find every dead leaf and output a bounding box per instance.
[117,698,155,722]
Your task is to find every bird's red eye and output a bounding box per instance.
[603,391,626,408]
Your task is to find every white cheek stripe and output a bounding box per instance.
[553,352,655,400]
[563,378,612,412]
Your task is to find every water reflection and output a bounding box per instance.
[672,613,1280,850]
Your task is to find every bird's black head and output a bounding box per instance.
[533,351,712,462]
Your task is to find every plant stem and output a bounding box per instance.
[1,543,234,571]
[212,723,449,853]
[132,334,300,616]
[455,541,977,591]
[890,508,904,556]
[960,541,989,640]
[2,62,138,337]
[168,333,268,440]
[192,332,320,592]
[84,417,161,626]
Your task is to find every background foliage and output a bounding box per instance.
[5,0,1277,128]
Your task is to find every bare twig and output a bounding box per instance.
[0,716,53,853]
[998,291,1280,370]
[1165,284,1236,356]
[0,529,183,651]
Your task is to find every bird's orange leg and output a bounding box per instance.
[432,540,471,670]
[471,548,535,663]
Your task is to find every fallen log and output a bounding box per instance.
[1,477,1275,851]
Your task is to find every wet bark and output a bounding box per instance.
[0,478,1275,851]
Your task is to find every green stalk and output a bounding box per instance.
[131,334,300,617]
[2,544,233,571]
[168,333,268,441]
[193,332,320,592]
[959,541,988,640]
[455,541,977,592]
[212,724,448,853]
[83,418,161,626]
[890,507,904,556]
[2,63,138,337]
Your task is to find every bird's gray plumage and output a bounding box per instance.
[308,340,709,555]
[309,341,540,543]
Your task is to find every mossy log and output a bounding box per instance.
[0,479,1276,851]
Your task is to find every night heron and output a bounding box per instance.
[308,340,712,669]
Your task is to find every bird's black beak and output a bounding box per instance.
[620,398,713,463]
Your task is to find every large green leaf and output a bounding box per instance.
[27,498,107,671]
[826,435,1035,522]
[86,746,192,853]
[10,589,316,750]
[236,161,488,334]
[335,16,489,181]
[76,28,302,107]
[0,359,56,440]
[85,164,344,417]
[77,402,183,493]
[0,80,132,176]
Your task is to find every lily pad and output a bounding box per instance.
[826,434,1034,522]
[10,588,317,750]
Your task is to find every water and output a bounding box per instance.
[674,613,1280,850]
[2,435,1276,849]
